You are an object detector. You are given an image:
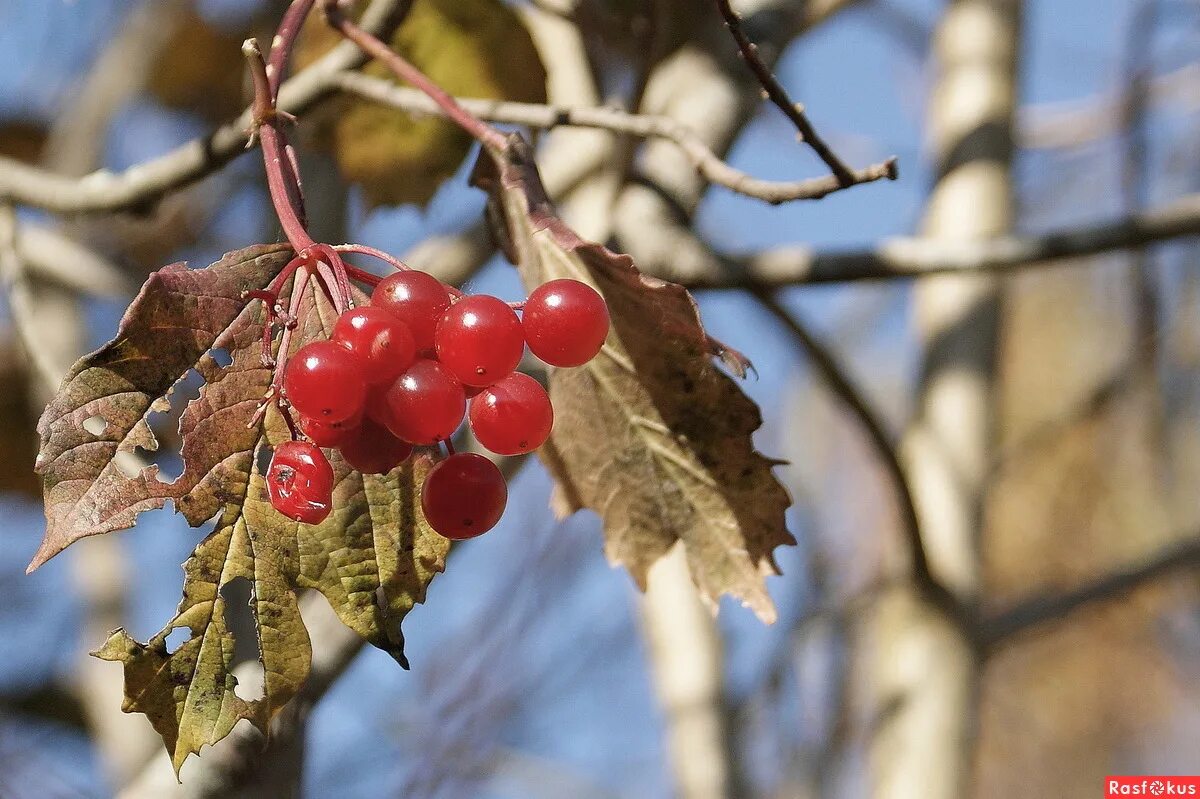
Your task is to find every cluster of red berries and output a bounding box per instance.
[265,271,609,540]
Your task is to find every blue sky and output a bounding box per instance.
[0,1,1154,796]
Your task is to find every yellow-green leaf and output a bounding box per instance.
[472,138,794,622]
[36,245,448,772]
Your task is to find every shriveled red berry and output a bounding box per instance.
[435,295,525,387]
[332,306,416,386]
[338,417,413,475]
[421,453,507,539]
[523,279,609,367]
[283,340,367,423]
[267,440,334,524]
[299,411,360,448]
[384,359,466,444]
[371,271,452,351]
[468,372,553,455]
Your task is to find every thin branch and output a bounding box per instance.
[243,38,316,254]
[0,206,70,390]
[16,225,131,297]
[754,292,946,603]
[677,192,1200,287]
[323,4,510,151]
[714,0,858,186]
[0,0,409,214]
[331,72,897,203]
[980,537,1200,648]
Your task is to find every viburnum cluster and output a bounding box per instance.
[265,269,609,540]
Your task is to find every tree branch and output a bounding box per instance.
[714,0,859,186]
[754,293,948,604]
[675,192,1200,287]
[0,0,409,214]
[330,72,896,203]
[980,537,1200,648]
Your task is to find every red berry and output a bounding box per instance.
[384,359,466,444]
[332,306,416,386]
[435,295,525,387]
[338,417,413,474]
[267,440,334,524]
[299,412,360,448]
[468,372,553,455]
[421,453,507,539]
[523,279,609,367]
[284,340,367,423]
[371,271,452,351]
[364,386,393,427]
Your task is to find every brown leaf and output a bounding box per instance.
[37,245,448,771]
[297,0,547,207]
[471,137,794,622]
[147,8,250,120]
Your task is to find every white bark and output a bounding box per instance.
[869,2,1021,798]
[639,545,732,799]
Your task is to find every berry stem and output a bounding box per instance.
[332,244,463,297]
[313,259,348,315]
[274,265,312,393]
[334,243,412,272]
[322,3,509,152]
[267,0,319,98]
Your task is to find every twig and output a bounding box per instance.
[714,0,858,186]
[754,293,940,599]
[331,72,897,203]
[16,225,131,297]
[0,206,70,390]
[0,0,410,214]
[980,536,1200,648]
[323,4,509,151]
[244,39,315,255]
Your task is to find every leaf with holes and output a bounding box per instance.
[33,244,448,772]
[471,138,794,622]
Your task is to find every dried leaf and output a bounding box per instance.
[471,138,794,622]
[34,245,448,771]
[297,0,547,207]
[147,8,250,120]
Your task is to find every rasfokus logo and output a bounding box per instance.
[1106,777,1200,796]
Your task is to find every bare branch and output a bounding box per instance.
[754,293,946,604]
[0,207,71,390]
[0,0,409,214]
[981,537,1200,648]
[17,226,131,297]
[331,72,896,203]
[714,0,859,186]
[676,192,1200,287]
[1019,60,1200,150]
